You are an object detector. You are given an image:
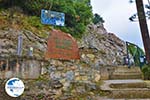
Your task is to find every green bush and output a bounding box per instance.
[93,13,104,24]
[142,65,150,80]
[51,0,93,38]
[22,0,53,15]
[27,16,44,29]
[0,0,94,38]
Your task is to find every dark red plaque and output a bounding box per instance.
[45,30,80,60]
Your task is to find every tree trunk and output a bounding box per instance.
[135,0,150,64]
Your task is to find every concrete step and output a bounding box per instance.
[110,82,147,89]
[110,74,143,79]
[113,66,141,72]
[101,80,150,99]
[101,80,147,90]
[110,89,150,98]
[110,67,143,79]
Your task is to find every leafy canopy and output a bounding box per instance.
[93,13,104,24]
[127,42,145,66]
[0,0,94,38]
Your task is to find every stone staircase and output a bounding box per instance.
[100,66,150,99]
[110,66,143,79]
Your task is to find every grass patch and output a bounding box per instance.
[0,10,50,38]
[25,16,44,29]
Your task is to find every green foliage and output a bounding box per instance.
[127,43,145,66]
[27,16,44,29]
[93,13,104,24]
[22,0,53,15]
[51,0,93,38]
[0,0,94,38]
[142,65,150,80]
[0,0,53,14]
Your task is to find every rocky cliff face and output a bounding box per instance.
[79,23,126,66]
[0,23,126,66]
[0,28,47,58]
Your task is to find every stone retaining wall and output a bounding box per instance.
[0,56,47,79]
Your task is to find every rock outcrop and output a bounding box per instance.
[0,28,47,58]
[0,23,126,66]
[79,23,126,66]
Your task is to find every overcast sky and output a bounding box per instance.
[91,0,150,50]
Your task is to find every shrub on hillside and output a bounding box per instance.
[0,0,100,38]
[93,13,104,24]
[142,65,150,80]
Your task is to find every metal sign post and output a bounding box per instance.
[17,34,23,56]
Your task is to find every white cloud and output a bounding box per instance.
[91,0,112,14]
[91,0,149,49]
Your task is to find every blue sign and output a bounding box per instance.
[41,9,65,26]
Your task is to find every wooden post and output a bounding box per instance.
[135,0,150,64]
